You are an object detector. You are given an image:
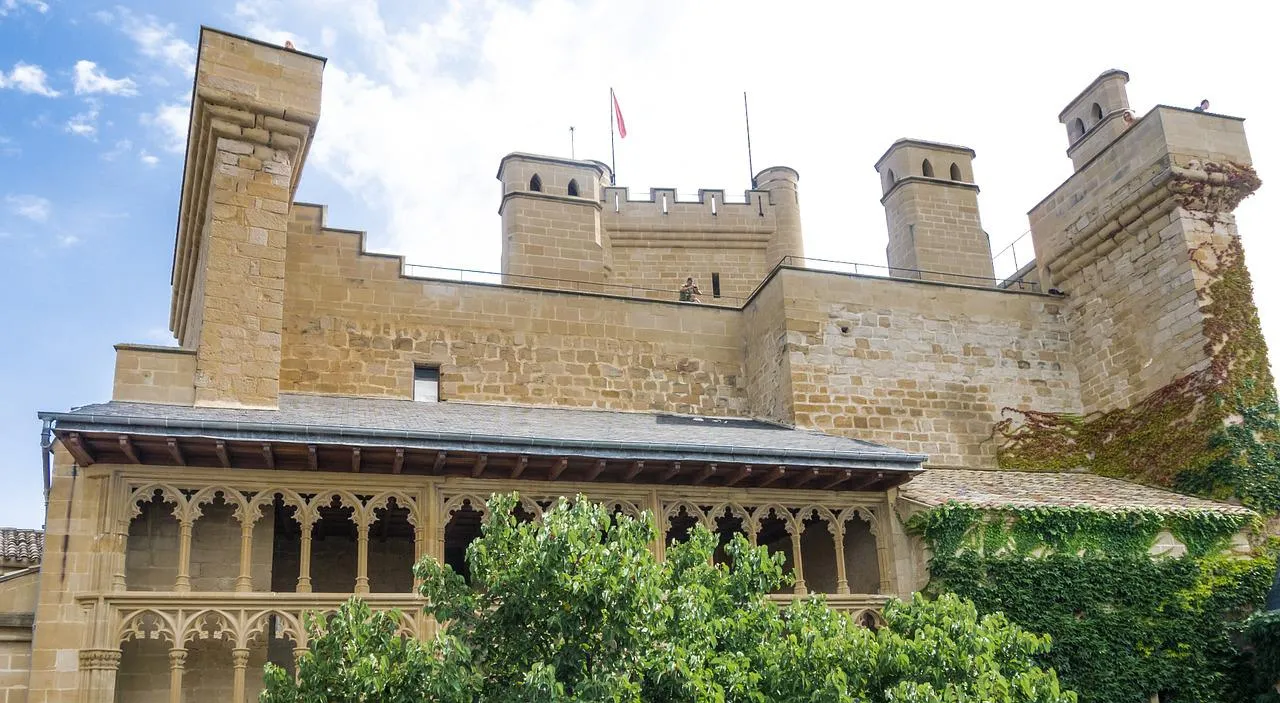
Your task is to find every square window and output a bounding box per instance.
[414,366,439,402]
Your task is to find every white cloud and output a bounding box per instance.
[55,233,81,248]
[0,62,59,97]
[0,135,16,157]
[139,149,159,166]
[142,101,190,152]
[5,194,51,223]
[101,7,196,75]
[0,0,49,17]
[65,101,100,138]
[102,139,133,161]
[73,60,138,96]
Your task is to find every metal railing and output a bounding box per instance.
[402,264,748,306]
[777,256,1042,293]
[991,230,1037,284]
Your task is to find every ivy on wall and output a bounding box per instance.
[910,502,1275,703]
[993,163,1280,512]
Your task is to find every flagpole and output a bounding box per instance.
[744,91,755,188]
[609,88,618,185]
[570,126,576,159]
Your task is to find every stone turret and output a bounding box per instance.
[497,153,610,288]
[753,166,805,267]
[874,139,994,284]
[1059,69,1132,170]
[168,28,324,409]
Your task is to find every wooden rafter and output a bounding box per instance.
[623,461,644,481]
[791,468,819,489]
[306,445,318,471]
[725,464,752,487]
[392,448,404,475]
[432,451,447,474]
[261,444,275,470]
[549,457,570,480]
[351,447,362,473]
[214,440,231,468]
[584,459,607,482]
[510,455,528,479]
[658,461,682,482]
[849,472,884,491]
[757,466,786,488]
[471,454,488,478]
[693,463,717,486]
[821,470,852,490]
[117,435,140,464]
[64,433,94,465]
[166,438,186,466]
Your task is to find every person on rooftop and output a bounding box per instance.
[1194,99,1210,112]
[679,277,702,303]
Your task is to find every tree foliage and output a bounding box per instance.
[262,493,1076,703]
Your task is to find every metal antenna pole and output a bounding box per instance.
[609,88,617,184]
[570,126,576,159]
[744,91,755,188]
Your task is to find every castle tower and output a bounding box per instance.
[498,153,611,288]
[753,166,805,266]
[874,139,994,284]
[1059,69,1131,170]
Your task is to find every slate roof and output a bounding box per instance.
[900,468,1253,515]
[42,393,926,471]
[0,528,43,566]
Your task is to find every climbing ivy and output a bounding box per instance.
[909,502,1276,703]
[993,165,1280,513]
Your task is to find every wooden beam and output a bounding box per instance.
[214,440,232,468]
[392,448,404,475]
[306,444,318,471]
[549,457,570,481]
[623,461,644,481]
[471,454,489,478]
[167,438,186,466]
[821,470,852,490]
[432,451,447,474]
[849,471,884,491]
[261,444,274,470]
[658,461,682,482]
[65,433,94,465]
[757,466,786,488]
[351,447,362,473]
[117,435,140,464]
[693,463,718,486]
[724,464,752,487]
[510,455,528,479]
[584,459,607,482]
[790,468,819,489]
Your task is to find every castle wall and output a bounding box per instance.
[742,270,793,424]
[779,268,1081,467]
[0,570,37,703]
[1030,107,1252,414]
[282,206,750,416]
[112,346,196,405]
[883,182,993,283]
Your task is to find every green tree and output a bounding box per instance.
[262,493,1076,703]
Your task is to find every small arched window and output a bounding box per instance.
[1070,118,1085,141]
[950,162,962,181]
[529,174,542,192]
[884,168,896,193]
[1091,102,1104,122]
[921,159,934,178]
[567,179,580,197]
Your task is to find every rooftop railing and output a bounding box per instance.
[992,230,1037,284]
[777,256,1042,293]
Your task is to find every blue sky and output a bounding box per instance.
[2,0,1277,530]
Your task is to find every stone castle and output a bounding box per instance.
[0,27,1268,703]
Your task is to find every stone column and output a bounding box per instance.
[232,647,251,703]
[293,647,309,682]
[789,526,806,595]
[168,648,187,703]
[296,525,313,593]
[412,522,425,593]
[78,648,121,703]
[235,517,255,593]
[832,524,849,595]
[355,523,371,595]
[175,520,193,593]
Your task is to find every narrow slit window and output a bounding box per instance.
[711,273,721,298]
[414,366,439,402]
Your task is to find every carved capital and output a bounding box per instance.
[79,648,122,671]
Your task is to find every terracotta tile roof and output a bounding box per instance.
[0,528,43,566]
[900,469,1253,515]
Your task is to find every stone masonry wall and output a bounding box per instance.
[780,268,1081,467]
[112,345,196,405]
[0,571,37,703]
[884,182,994,283]
[282,205,749,415]
[607,244,767,304]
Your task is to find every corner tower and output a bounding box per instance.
[1059,69,1131,170]
[874,139,994,283]
[498,154,611,288]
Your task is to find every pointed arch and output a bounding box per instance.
[367,491,422,528]
[128,484,185,521]
[307,489,364,526]
[662,500,710,532]
[749,504,797,535]
[187,485,251,524]
[529,174,542,192]
[796,505,840,534]
[443,494,490,519]
[567,178,580,197]
[950,162,962,181]
[1090,102,1104,122]
[117,608,178,645]
[179,609,238,646]
[921,159,934,178]
[1070,117,1085,141]
[248,488,308,526]
[242,609,306,650]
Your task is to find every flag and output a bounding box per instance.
[613,90,627,139]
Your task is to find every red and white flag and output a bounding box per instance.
[612,90,627,138]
